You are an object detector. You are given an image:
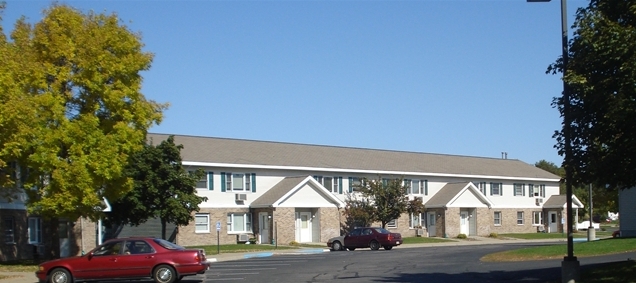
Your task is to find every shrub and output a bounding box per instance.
[489,232,498,238]
[289,241,300,246]
[457,233,467,239]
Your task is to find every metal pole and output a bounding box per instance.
[217,230,220,255]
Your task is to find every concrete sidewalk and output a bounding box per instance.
[0,236,566,283]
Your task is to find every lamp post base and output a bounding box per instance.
[587,228,596,241]
[562,257,580,283]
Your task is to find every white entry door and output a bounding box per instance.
[297,212,312,243]
[549,211,558,233]
[427,212,436,237]
[259,212,270,244]
[460,211,470,235]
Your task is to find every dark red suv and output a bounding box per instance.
[36,237,209,283]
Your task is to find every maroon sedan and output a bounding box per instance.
[36,237,209,283]
[341,227,402,251]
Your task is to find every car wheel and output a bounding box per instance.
[369,240,380,251]
[49,268,72,283]
[383,245,393,250]
[332,241,342,251]
[347,247,356,251]
[153,265,176,283]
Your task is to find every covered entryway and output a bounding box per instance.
[249,176,346,245]
[296,211,312,243]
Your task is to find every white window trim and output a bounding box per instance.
[517,211,524,225]
[532,211,543,226]
[494,211,502,226]
[227,213,252,234]
[195,214,210,233]
[226,173,251,192]
[490,183,502,196]
[514,184,525,197]
[386,219,397,229]
[28,217,41,244]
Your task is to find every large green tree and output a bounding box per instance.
[107,136,208,240]
[0,4,166,220]
[548,0,636,190]
[344,176,409,229]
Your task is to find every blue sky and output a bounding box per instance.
[2,0,589,166]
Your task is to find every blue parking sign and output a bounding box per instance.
[216,221,221,231]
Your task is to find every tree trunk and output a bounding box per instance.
[161,218,167,240]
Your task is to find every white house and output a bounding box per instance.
[145,134,580,246]
[1,133,584,260]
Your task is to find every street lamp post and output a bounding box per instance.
[527,0,580,282]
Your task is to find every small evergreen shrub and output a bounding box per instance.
[489,232,498,238]
[289,241,300,246]
[457,233,467,239]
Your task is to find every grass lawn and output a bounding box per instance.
[481,237,636,262]
[499,230,614,240]
[0,260,40,272]
[578,260,636,283]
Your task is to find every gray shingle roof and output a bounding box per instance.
[250,176,307,207]
[425,182,470,207]
[147,133,560,180]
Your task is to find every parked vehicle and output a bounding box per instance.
[327,227,402,251]
[576,221,600,230]
[36,237,209,283]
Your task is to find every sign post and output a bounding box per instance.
[216,221,221,254]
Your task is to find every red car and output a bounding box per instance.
[36,237,209,283]
[329,227,402,251]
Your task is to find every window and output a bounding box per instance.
[3,217,15,244]
[406,179,428,195]
[386,219,397,229]
[94,240,124,256]
[223,173,253,192]
[517,212,524,225]
[28,217,41,244]
[513,183,525,196]
[316,176,340,193]
[195,214,210,233]
[191,171,212,190]
[474,182,487,195]
[494,211,501,226]
[533,211,543,225]
[227,213,252,233]
[349,177,364,192]
[490,183,502,196]
[410,213,425,228]
[529,184,546,198]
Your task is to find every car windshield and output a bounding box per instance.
[374,228,391,234]
[153,238,185,250]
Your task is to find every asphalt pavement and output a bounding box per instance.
[0,236,573,283]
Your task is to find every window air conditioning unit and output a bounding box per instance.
[534,192,540,197]
[237,234,249,242]
[235,193,247,201]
